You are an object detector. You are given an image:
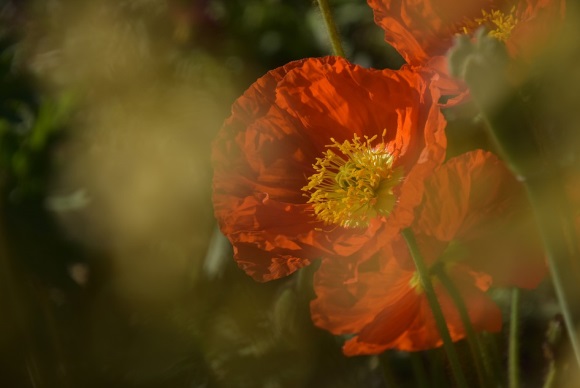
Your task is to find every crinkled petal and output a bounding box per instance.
[219,192,383,281]
[342,265,502,354]
[366,0,491,65]
[417,150,519,240]
[415,150,547,289]
[311,251,412,335]
[312,242,502,354]
[275,58,447,230]
[213,56,446,281]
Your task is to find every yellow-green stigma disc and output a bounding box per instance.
[302,132,404,228]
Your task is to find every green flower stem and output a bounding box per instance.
[0,200,46,386]
[409,352,429,388]
[427,348,447,386]
[542,361,556,388]
[448,31,580,369]
[543,317,563,388]
[509,288,520,388]
[524,176,580,368]
[481,332,504,383]
[402,228,469,388]
[315,0,346,58]
[378,353,399,387]
[436,267,492,388]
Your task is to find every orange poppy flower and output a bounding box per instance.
[367,0,565,99]
[311,150,546,353]
[212,56,446,282]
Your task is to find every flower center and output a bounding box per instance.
[302,131,404,228]
[462,6,519,42]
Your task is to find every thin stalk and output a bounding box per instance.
[437,268,492,388]
[409,352,429,388]
[509,288,520,388]
[315,0,346,57]
[427,348,447,387]
[542,316,563,388]
[402,228,469,388]
[524,177,580,368]
[449,31,580,369]
[542,362,556,388]
[378,353,399,387]
[0,187,46,387]
[481,332,504,383]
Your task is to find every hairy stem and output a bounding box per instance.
[315,0,346,57]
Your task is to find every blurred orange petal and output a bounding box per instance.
[367,0,565,99]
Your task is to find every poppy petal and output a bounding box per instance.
[213,57,446,281]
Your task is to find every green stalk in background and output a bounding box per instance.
[378,353,399,387]
[509,288,521,388]
[410,352,429,388]
[437,267,494,388]
[524,177,580,367]
[448,30,580,368]
[402,228,469,388]
[315,0,346,58]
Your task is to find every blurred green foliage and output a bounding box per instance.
[0,31,73,197]
[0,1,400,387]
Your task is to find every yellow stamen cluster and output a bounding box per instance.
[462,6,519,42]
[302,131,404,228]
